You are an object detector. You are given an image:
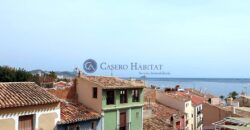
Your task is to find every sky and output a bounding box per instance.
[0,0,250,78]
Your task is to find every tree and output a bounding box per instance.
[0,66,16,82]
[228,91,238,99]
[48,71,57,81]
[219,95,225,100]
[0,66,43,84]
[15,68,33,81]
[0,66,33,82]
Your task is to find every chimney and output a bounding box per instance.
[227,98,233,105]
[232,107,236,114]
[175,85,180,90]
[78,70,84,77]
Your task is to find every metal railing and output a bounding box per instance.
[197,120,203,127]
[197,110,202,115]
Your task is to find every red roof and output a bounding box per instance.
[144,103,185,130]
[0,82,60,109]
[80,76,145,89]
[59,102,101,124]
[191,95,204,106]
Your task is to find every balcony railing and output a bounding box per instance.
[116,122,131,130]
[197,120,203,127]
[197,110,202,115]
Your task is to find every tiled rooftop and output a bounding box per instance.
[185,88,217,99]
[144,102,184,130]
[81,76,145,89]
[164,88,205,105]
[191,94,205,106]
[144,117,173,130]
[0,82,60,109]
[59,102,101,124]
[164,91,191,102]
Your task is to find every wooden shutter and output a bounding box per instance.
[120,112,126,128]
[19,115,33,130]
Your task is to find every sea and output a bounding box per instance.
[142,78,250,97]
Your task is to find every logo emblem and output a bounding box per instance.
[83,59,97,73]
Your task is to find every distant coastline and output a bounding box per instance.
[122,77,250,96]
[123,77,250,83]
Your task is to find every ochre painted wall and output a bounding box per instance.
[0,118,15,130]
[76,77,102,113]
[39,112,58,130]
[203,103,239,128]
[0,103,59,130]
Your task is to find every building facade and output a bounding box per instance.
[156,90,191,130]
[76,76,145,130]
[0,82,60,130]
[191,96,203,130]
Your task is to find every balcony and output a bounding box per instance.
[116,122,131,130]
[197,110,202,115]
[197,120,203,127]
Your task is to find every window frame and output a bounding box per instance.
[91,121,96,130]
[67,124,80,130]
[93,87,98,98]
[132,89,140,102]
[106,90,115,105]
[18,115,34,130]
[120,90,128,104]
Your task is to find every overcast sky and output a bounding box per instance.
[0,0,250,78]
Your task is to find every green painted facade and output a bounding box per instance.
[102,89,144,109]
[131,107,143,130]
[102,89,144,130]
[104,110,117,130]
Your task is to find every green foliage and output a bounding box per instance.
[0,66,41,84]
[0,66,33,82]
[219,95,224,100]
[48,71,57,80]
[228,91,238,99]
[57,78,70,82]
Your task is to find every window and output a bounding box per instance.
[132,89,140,102]
[106,90,115,105]
[93,87,97,98]
[91,121,96,130]
[19,115,34,130]
[120,90,127,103]
[68,124,80,130]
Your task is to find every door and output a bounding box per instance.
[19,115,34,130]
[120,112,126,130]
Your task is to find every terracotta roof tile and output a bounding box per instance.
[191,95,205,106]
[59,102,101,124]
[144,117,173,130]
[0,82,60,109]
[164,91,191,102]
[144,103,184,130]
[80,76,145,89]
